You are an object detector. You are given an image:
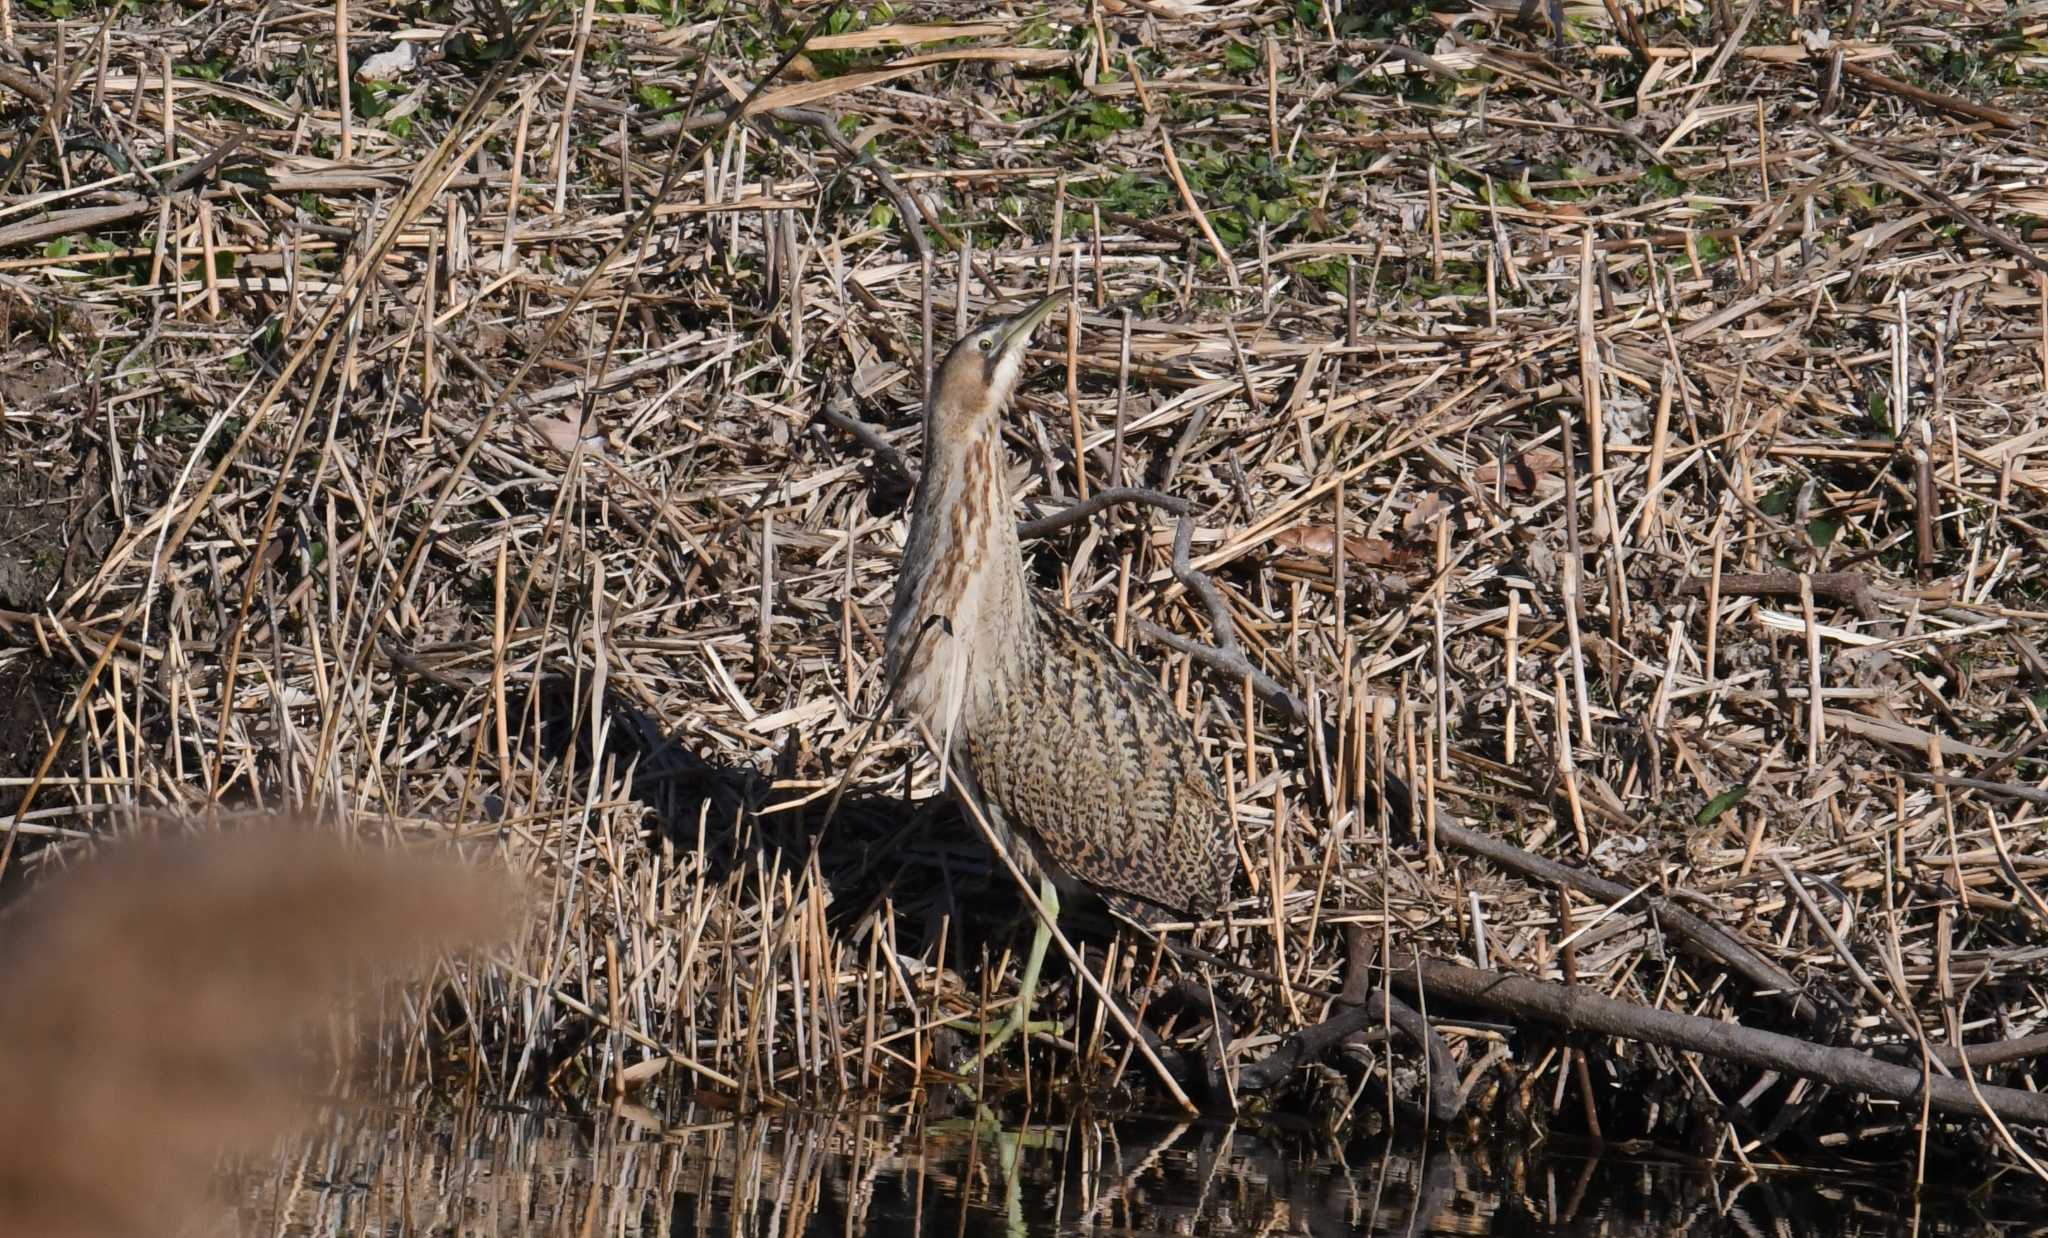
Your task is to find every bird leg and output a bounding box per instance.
[954,876,1062,1071]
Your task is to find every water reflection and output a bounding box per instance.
[249,1101,2032,1237]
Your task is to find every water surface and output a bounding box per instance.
[249,1102,2035,1237]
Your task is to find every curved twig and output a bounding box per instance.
[1015,484,1182,540]
[1239,926,1461,1120]
[1130,620,1307,728]
[760,106,932,261]
[817,383,911,483]
[1022,486,1310,723]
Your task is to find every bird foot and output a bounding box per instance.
[945,1015,1064,1058]
[943,1015,1065,1094]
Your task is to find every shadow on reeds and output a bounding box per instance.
[0,824,520,1238]
[518,669,1126,985]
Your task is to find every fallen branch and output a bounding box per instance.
[1957,1032,2048,1070]
[1388,954,2048,1127]
[0,65,51,107]
[1915,772,2048,808]
[1673,570,1880,620]
[0,200,158,253]
[1837,57,2025,130]
[1430,808,1825,1026]
[1816,129,2048,279]
[1881,1031,2048,1074]
[1239,925,1461,1120]
[1125,974,1235,1099]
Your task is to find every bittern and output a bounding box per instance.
[884,291,1235,1068]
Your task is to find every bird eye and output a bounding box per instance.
[977,335,995,353]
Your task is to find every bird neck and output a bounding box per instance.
[887,401,1040,721]
[914,402,1038,636]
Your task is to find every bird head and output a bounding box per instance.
[928,292,1067,432]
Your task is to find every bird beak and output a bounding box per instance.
[996,291,1068,357]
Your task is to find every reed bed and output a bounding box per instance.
[1,0,2045,1184]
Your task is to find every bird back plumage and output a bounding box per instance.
[963,600,1233,921]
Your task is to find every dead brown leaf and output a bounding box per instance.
[1475,447,1563,493]
[1272,525,1402,566]
[1402,491,1459,536]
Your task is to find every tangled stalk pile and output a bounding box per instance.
[1,0,2044,1180]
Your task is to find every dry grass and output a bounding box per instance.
[1,0,2045,1181]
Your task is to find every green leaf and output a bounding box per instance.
[42,235,72,258]
[1085,102,1135,133]
[1642,165,1684,197]
[1222,40,1258,73]
[1756,481,1798,517]
[636,83,676,113]
[1695,785,1749,827]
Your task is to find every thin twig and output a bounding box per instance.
[761,106,933,261]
